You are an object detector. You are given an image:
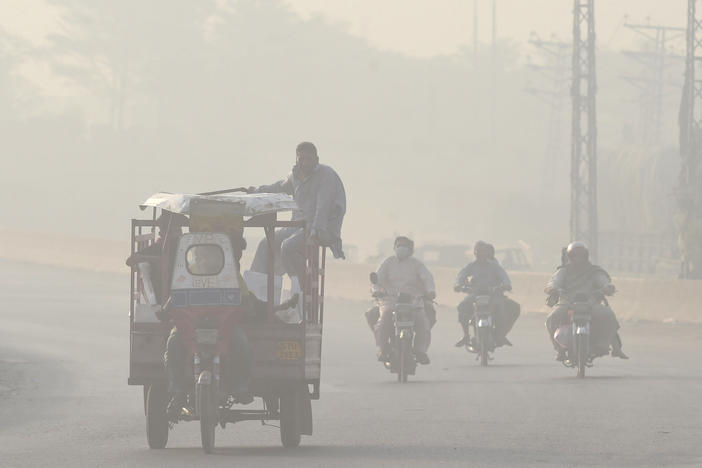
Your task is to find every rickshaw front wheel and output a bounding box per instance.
[145,383,169,449]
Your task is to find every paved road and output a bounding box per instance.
[1,259,701,467]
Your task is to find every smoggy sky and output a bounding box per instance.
[1,0,689,57]
[286,0,687,57]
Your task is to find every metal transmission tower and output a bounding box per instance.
[526,35,570,189]
[571,0,599,260]
[621,22,685,145]
[678,0,702,278]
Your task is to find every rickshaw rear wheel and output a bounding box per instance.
[145,383,169,449]
[280,392,301,448]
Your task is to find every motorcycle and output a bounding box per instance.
[370,273,421,383]
[552,289,610,378]
[459,285,505,367]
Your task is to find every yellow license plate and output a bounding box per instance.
[276,341,302,360]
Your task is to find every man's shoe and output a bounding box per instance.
[466,337,479,353]
[415,352,430,365]
[455,335,468,348]
[611,348,629,360]
[555,350,567,362]
[495,336,512,347]
[377,350,390,362]
[166,392,186,419]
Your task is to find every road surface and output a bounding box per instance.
[1,259,701,467]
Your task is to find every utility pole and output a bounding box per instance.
[526,34,570,190]
[473,0,479,63]
[621,21,685,145]
[571,0,599,261]
[678,0,702,278]
[491,0,497,154]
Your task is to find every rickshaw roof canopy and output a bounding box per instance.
[140,192,298,217]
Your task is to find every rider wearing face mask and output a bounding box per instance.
[544,241,628,361]
[373,236,436,365]
[453,241,520,350]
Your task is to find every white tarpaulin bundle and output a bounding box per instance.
[140,192,298,217]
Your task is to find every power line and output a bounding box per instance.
[526,34,570,190]
[621,21,685,145]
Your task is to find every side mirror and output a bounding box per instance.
[369,272,379,284]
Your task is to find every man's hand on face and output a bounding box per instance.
[296,152,318,177]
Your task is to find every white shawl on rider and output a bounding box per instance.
[376,256,435,301]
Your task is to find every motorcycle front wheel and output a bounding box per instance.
[198,384,216,453]
[398,331,412,383]
[478,329,489,367]
[575,334,587,378]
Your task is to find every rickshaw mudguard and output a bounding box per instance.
[128,322,170,385]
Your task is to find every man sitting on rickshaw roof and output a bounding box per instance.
[246,141,346,284]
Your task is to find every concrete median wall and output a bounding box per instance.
[325,261,702,324]
[1,229,699,324]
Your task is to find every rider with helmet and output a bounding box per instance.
[544,241,628,361]
[454,241,520,350]
[373,236,436,365]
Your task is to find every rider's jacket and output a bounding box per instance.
[546,262,612,304]
[255,163,346,258]
[376,255,435,300]
[454,260,511,292]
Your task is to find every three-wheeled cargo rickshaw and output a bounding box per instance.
[128,192,327,452]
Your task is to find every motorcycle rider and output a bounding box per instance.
[544,241,628,361]
[373,236,436,365]
[454,241,520,350]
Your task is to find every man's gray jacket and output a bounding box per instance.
[454,260,511,291]
[255,164,346,258]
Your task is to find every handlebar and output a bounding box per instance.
[456,284,508,295]
[550,287,615,304]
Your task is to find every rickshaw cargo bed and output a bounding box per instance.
[243,323,322,381]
